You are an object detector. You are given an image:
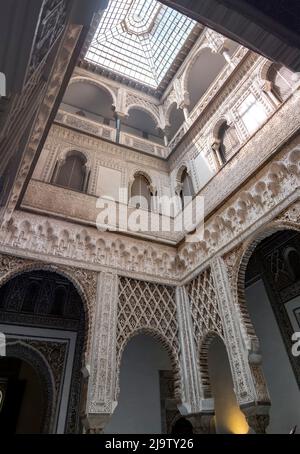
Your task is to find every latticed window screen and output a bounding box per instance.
[268,64,295,102]
[117,276,178,360]
[186,267,223,347]
[55,154,86,191]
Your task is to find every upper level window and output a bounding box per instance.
[130,174,152,210]
[238,94,267,135]
[53,152,88,192]
[180,168,194,209]
[267,64,296,102]
[212,121,240,167]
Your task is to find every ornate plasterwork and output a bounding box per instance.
[116,277,181,401]
[224,202,300,351]
[186,267,223,348]
[179,143,300,282]
[87,272,119,417]
[2,24,83,226]
[125,93,161,127]
[0,253,96,357]
[45,123,169,172]
[0,210,178,283]
[210,257,270,406]
[175,286,203,414]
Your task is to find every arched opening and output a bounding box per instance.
[243,229,300,433]
[0,357,44,433]
[124,108,164,145]
[130,173,152,211]
[62,81,115,125]
[267,64,297,102]
[207,335,249,434]
[52,151,88,192]
[212,121,240,167]
[187,49,226,112]
[167,104,185,141]
[178,167,195,210]
[105,334,174,434]
[171,417,193,435]
[0,270,87,433]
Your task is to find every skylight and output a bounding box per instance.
[85,0,196,88]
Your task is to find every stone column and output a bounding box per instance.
[82,271,119,433]
[210,257,271,419]
[114,113,121,144]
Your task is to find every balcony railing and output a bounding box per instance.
[55,110,169,158]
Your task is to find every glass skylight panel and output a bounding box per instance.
[85,0,196,88]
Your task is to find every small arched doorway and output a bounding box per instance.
[0,357,44,433]
[0,269,87,433]
[105,334,175,434]
[204,334,249,434]
[243,229,300,433]
[171,417,194,435]
[130,173,152,210]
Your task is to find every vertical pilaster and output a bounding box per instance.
[83,271,119,433]
[176,286,202,415]
[210,257,270,417]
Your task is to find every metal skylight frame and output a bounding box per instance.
[85,0,196,88]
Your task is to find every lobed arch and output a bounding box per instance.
[165,100,179,126]
[258,60,274,84]
[182,45,219,93]
[166,102,185,141]
[198,330,226,399]
[175,163,191,184]
[115,327,182,404]
[128,169,154,196]
[54,147,91,174]
[211,116,231,143]
[125,104,162,130]
[0,262,92,356]
[67,76,117,108]
[234,220,300,343]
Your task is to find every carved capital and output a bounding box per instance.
[188,413,216,434]
[82,414,111,434]
[242,406,270,434]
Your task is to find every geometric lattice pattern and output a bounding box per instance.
[186,267,224,347]
[117,276,178,371]
[85,0,195,88]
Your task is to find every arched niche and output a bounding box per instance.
[242,229,300,434]
[0,270,87,433]
[105,334,173,434]
[176,166,195,210]
[186,48,226,112]
[212,120,240,167]
[123,107,164,144]
[0,355,46,434]
[62,81,115,125]
[52,150,89,192]
[206,334,249,434]
[171,417,194,435]
[267,64,298,102]
[167,103,185,141]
